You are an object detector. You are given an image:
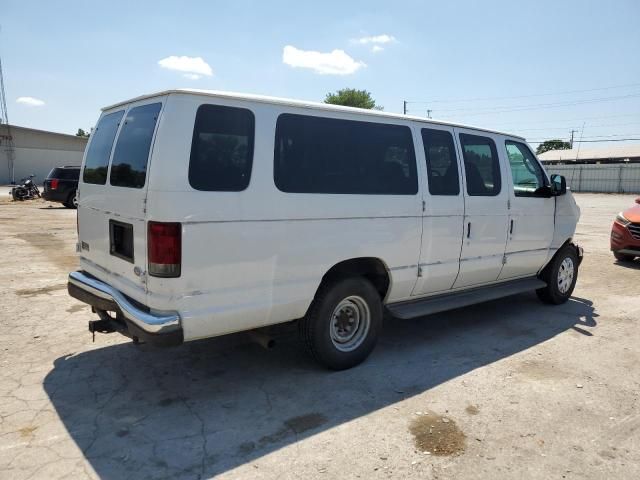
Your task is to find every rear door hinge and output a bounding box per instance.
[422,200,426,212]
[502,255,507,265]
[417,265,423,277]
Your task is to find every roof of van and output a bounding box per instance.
[102,89,526,141]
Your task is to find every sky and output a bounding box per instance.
[3,0,640,147]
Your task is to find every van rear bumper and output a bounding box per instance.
[67,270,183,346]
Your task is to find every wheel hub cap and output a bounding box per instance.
[330,296,371,352]
[557,257,575,294]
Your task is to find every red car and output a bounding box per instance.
[611,197,640,261]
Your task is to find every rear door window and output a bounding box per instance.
[110,103,162,188]
[50,168,79,180]
[83,110,124,184]
[459,133,501,196]
[188,104,255,191]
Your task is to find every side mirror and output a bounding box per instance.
[635,197,640,205]
[550,174,567,196]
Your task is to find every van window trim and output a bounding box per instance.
[107,101,164,189]
[187,103,256,192]
[82,109,125,185]
[273,112,420,196]
[504,139,550,192]
[458,132,502,197]
[421,126,461,196]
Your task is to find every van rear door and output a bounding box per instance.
[77,99,164,303]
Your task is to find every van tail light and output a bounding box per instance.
[50,179,59,190]
[148,222,181,278]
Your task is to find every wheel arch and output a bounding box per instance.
[316,257,392,303]
[539,237,582,277]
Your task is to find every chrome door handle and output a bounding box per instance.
[510,219,514,235]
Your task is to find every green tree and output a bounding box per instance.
[536,139,571,155]
[324,88,382,110]
[76,128,90,138]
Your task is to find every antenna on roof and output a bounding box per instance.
[575,122,586,161]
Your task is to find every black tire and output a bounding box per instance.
[300,277,382,370]
[65,190,78,209]
[614,251,635,262]
[536,245,579,305]
[11,188,24,201]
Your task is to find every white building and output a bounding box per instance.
[538,144,640,164]
[0,124,88,184]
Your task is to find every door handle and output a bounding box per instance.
[510,219,514,235]
[467,222,471,239]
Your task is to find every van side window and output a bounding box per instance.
[189,104,255,192]
[110,103,162,188]
[505,141,546,197]
[459,134,501,196]
[83,110,124,184]
[421,128,459,195]
[274,114,418,195]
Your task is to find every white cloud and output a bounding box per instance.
[16,96,45,107]
[353,34,397,45]
[157,56,213,79]
[282,45,366,75]
[371,45,384,54]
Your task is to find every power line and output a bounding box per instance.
[489,112,640,127]
[528,138,640,144]
[511,121,640,132]
[405,81,640,105]
[574,132,640,139]
[434,92,640,115]
[527,133,640,142]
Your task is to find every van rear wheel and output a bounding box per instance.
[300,277,382,370]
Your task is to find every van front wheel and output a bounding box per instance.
[536,245,579,305]
[301,277,382,370]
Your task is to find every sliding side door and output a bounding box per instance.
[412,126,464,295]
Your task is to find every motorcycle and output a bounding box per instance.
[11,175,41,201]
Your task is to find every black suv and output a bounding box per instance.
[42,166,80,208]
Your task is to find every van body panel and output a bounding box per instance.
[542,189,581,267]
[173,217,420,340]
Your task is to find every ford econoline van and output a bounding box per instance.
[68,89,582,370]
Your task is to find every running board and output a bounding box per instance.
[386,277,547,320]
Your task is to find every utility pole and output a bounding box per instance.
[570,129,577,149]
[426,109,432,119]
[403,101,407,115]
[0,54,16,184]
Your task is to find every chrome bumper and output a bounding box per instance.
[68,270,181,335]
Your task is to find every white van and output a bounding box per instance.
[68,89,582,369]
